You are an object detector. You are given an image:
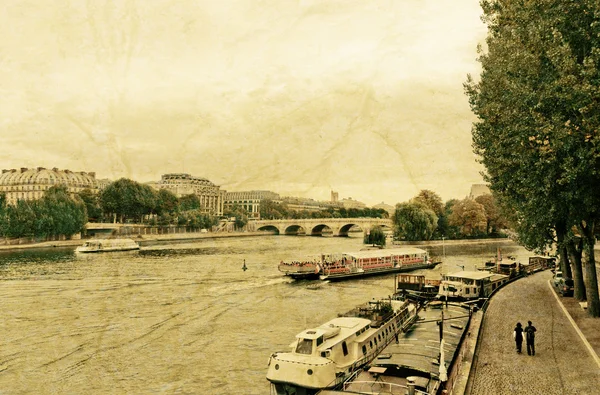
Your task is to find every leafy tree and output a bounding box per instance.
[412,190,444,216]
[448,199,487,237]
[364,226,386,247]
[4,200,37,238]
[259,199,288,219]
[100,178,157,223]
[224,204,249,230]
[475,194,507,234]
[78,188,102,222]
[465,0,600,316]
[155,189,179,217]
[393,202,437,241]
[40,185,87,239]
[179,194,201,212]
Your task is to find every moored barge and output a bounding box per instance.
[266,297,420,395]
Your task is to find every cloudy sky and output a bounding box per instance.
[1,0,488,206]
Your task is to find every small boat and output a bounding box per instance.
[266,297,420,395]
[75,238,140,253]
[278,258,321,280]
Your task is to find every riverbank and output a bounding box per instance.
[0,231,277,251]
[0,232,518,252]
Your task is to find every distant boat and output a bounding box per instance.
[75,238,140,253]
[242,260,247,271]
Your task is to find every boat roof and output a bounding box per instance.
[444,270,496,280]
[296,317,371,344]
[343,248,426,259]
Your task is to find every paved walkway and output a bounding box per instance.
[468,270,600,394]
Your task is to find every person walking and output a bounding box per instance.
[524,320,537,356]
[513,322,524,353]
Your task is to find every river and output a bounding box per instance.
[0,235,531,394]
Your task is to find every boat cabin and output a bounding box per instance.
[437,270,508,300]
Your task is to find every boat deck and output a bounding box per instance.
[318,301,472,395]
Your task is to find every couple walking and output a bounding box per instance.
[513,321,537,355]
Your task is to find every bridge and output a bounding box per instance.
[247,218,393,237]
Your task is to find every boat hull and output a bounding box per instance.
[320,261,441,281]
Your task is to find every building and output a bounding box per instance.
[153,173,224,216]
[469,184,492,199]
[223,190,280,219]
[281,196,328,213]
[331,190,339,203]
[0,167,102,205]
[340,197,367,209]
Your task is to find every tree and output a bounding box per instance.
[475,194,507,235]
[448,199,487,237]
[412,190,444,216]
[41,185,87,239]
[100,178,157,223]
[179,194,201,212]
[155,189,179,217]
[364,226,386,247]
[393,202,437,241]
[78,188,102,222]
[465,0,600,316]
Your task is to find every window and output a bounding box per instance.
[362,345,367,355]
[295,339,313,355]
[342,341,348,356]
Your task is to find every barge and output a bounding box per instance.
[266,297,420,395]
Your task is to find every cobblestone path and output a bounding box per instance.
[469,270,600,394]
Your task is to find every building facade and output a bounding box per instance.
[153,173,224,216]
[223,190,280,219]
[469,184,492,199]
[0,167,102,205]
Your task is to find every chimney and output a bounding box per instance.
[37,167,45,171]
[88,172,96,178]
[52,167,58,172]
[20,167,28,172]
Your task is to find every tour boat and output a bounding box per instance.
[75,238,140,253]
[319,248,440,281]
[436,270,508,301]
[266,297,419,395]
[333,301,474,395]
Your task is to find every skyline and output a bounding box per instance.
[1,0,489,206]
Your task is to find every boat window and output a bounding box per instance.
[465,288,470,294]
[370,340,373,348]
[316,336,323,347]
[342,341,348,356]
[295,339,313,355]
[362,345,367,355]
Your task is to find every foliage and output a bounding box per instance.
[178,194,201,212]
[465,0,600,316]
[78,188,103,222]
[224,204,249,230]
[474,194,507,234]
[393,202,437,241]
[448,199,487,236]
[412,190,444,216]
[259,199,288,219]
[155,189,179,217]
[364,226,386,247]
[99,178,157,223]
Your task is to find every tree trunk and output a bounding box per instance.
[566,238,586,301]
[556,226,573,278]
[580,221,600,318]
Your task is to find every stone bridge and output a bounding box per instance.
[247,218,393,237]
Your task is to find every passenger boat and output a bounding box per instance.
[436,270,508,301]
[266,297,420,395]
[75,238,140,253]
[319,248,440,281]
[326,301,474,395]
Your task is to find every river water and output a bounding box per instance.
[0,235,530,394]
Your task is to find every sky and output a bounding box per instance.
[0,0,489,207]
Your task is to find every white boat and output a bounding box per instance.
[437,270,508,301]
[266,298,419,395]
[75,238,140,253]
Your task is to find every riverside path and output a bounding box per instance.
[468,270,600,394]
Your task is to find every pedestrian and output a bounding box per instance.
[513,322,523,354]
[524,320,537,356]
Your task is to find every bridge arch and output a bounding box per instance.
[256,225,280,235]
[283,225,306,236]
